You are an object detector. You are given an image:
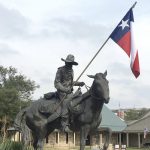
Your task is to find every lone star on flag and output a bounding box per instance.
[119,19,129,30]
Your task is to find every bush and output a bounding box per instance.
[0,140,33,150]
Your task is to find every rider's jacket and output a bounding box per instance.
[54,66,74,99]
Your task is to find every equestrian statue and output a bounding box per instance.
[14,54,112,150]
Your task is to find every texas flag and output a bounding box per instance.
[110,8,140,78]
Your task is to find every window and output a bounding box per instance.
[66,133,68,144]
[56,132,58,143]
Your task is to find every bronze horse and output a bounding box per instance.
[14,71,111,150]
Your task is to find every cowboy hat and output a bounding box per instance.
[61,54,78,65]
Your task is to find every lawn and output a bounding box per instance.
[127,148,150,150]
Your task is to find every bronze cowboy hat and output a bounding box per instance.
[61,54,78,65]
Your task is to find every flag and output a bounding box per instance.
[144,128,148,139]
[110,8,140,78]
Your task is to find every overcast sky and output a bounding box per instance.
[0,0,149,109]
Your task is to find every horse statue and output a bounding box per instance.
[14,71,112,150]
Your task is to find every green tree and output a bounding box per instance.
[138,108,149,118]
[124,108,149,121]
[125,109,139,121]
[0,66,39,125]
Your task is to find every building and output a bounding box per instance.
[123,112,150,148]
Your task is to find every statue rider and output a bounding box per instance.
[47,54,85,132]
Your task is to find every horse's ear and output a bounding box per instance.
[103,70,107,77]
[87,75,95,78]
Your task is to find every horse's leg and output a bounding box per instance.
[102,128,112,150]
[32,129,46,150]
[37,139,44,150]
[80,125,90,150]
[32,132,38,150]
[36,124,48,150]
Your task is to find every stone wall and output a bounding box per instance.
[12,130,116,150]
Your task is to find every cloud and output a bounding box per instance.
[108,72,150,109]
[0,43,19,56]
[40,17,110,42]
[106,61,150,108]
[132,84,150,101]
[0,4,29,39]
[108,62,131,78]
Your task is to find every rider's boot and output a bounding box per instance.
[61,117,71,133]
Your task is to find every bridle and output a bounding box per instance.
[83,78,109,102]
[88,78,109,103]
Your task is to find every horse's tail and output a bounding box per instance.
[14,107,31,145]
[14,108,27,131]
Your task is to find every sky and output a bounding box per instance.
[0,0,149,109]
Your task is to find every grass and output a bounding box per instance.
[43,146,146,150]
[0,140,33,150]
[127,148,140,150]
[1,140,149,150]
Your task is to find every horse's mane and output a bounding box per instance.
[81,90,91,101]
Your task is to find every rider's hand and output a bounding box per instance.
[64,87,72,94]
[79,82,85,87]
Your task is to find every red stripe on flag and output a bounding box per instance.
[131,51,140,78]
[117,31,131,57]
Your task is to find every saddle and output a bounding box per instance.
[42,89,90,115]
[68,90,90,115]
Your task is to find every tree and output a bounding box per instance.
[124,108,149,121]
[138,108,149,118]
[124,109,139,121]
[0,66,39,127]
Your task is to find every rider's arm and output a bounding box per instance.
[73,81,85,87]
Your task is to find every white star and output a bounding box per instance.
[119,19,129,30]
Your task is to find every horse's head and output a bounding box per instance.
[87,70,110,104]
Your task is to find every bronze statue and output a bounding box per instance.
[14,71,111,150]
[14,54,112,150]
[47,54,85,132]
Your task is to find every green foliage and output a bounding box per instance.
[0,65,39,132]
[0,140,33,150]
[138,108,149,118]
[125,109,139,121]
[124,108,149,121]
[0,88,19,119]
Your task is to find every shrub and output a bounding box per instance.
[0,140,33,150]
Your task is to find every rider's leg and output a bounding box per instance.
[47,97,69,126]
[47,93,72,132]
[47,112,60,123]
[60,99,71,132]
[61,110,71,132]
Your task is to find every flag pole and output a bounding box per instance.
[75,1,137,83]
[132,1,137,9]
[75,36,110,83]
